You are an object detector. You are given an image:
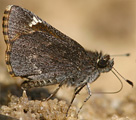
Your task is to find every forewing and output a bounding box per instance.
[3,5,91,81]
[10,31,76,77]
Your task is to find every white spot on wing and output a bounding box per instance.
[29,16,42,27]
[28,55,42,74]
[6,5,13,11]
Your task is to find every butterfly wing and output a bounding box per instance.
[3,5,91,86]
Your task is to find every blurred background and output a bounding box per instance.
[0,0,136,119]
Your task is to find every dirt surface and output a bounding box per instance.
[0,84,136,120]
[0,0,136,120]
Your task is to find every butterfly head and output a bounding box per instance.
[97,53,114,73]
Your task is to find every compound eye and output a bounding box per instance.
[98,59,107,68]
[97,55,110,68]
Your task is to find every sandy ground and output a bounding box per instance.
[0,0,136,120]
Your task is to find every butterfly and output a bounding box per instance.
[2,5,133,116]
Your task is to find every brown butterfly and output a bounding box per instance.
[3,5,133,116]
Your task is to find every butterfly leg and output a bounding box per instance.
[77,83,92,115]
[46,82,63,101]
[66,83,86,117]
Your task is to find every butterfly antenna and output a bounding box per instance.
[93,70,123,94]
[111,53,130,57]
[112,67,133,87]
[92,67,133,95]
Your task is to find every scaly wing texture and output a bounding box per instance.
[3,5,92,86]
